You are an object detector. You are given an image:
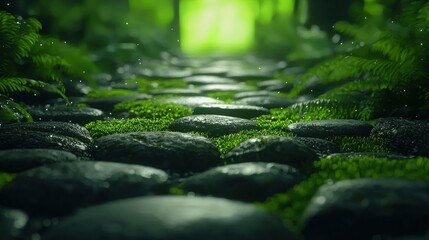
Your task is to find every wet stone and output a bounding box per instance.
[370,118,429,156]
[180,162,303,202]
[183,75,238,85]
[0,161,168,216]
[257,79,293,92]
[326,152,411,160]
[43,196,296,240]
[81,94,152,111]
[235,96,296,109]
[27,105,104,125]
[224,136,319,172]
[170,115,261,137]
[302,178,429,240]
[0,149,80,173]
[226,69,273,80]
[0,122,93,157]
[287,119,373,138]
[0,207,28,240]
[293,137,339,156]
[157,96,222,108]
[151,88,202,96]
[198,84,252,93]
[233,91,276,100]
[193,104,270,119]
[94,131,220,175]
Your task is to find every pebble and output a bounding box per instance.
[157,96,222,108]
[193,104,270,119]
[27,105,104,125]
[81,94,152,110]
[183,75,238,85]
[287,119,373,138]
[235,96,296,109]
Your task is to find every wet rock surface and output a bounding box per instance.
[302,178,429,240]
[235,96,297,109]
[27,105,104,125]
[0,122,92,157]
[170,115,261,137]
[180,162,303,201]
[370,118,429,156]
[81,94,152,110]
[287,119,373,138]
[43,196,296,240]
[0,161,168,216]
[293,137,340,156]
[0,149,80,173]
[0,207,28,240]
[184,75,238,85]
[152,88,202,96]
[193,104,270,119]
[224,136,319,172]
[157,96,222,108]
[94,131,221,174]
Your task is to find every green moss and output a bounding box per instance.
[0,172,15,189]
[85,118,171,138]
[86,89,137,99]
[206,91,236,103]
[212,129,293,156]
[114,100,192,120]
[255,99,362,130]
[328,136,389,153]
[262,156,429,234]
[124,78,187,93]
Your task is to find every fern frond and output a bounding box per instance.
[0,95,33,122]
[0,77,45,94]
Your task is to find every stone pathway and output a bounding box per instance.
[1,58,429,239]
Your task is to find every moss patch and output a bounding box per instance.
[212,129,293,156]
[86,89,137,99]
[328,136,389,153]
[206,91,236,103]
[85,118,171,138]
[0,172,15,189]
[262,156,429,234]
[114,100,192,119]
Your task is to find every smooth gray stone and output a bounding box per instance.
[257,79,293,92]
[180,162,303,201]
[43,196,297,240]
[293,137,339,155]
[224,136,319,172]
[302,179,429,240]
[94,131,220,175]
[157,96,222,108]
[370,118,429,156]
[193,104,270,119]
[226,69,273,80]
[82,94,152,110]
[0,149,80,173]
[0,122,92,157]
[287,119,373,138]
[0,161,168,216]
[198,84,252,93]
[152,88,202,96]
[27,105,104,125]
[233,91,276,100]
[235,96,296,109]
[183,75,237,85]
[0,207,28,240]
[170,115,261,137]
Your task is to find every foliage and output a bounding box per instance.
[0,11,70,122]
[212,129,293,156]
[85,118,171,139]
[114,100,192,119]
[289,0,429,119]
[262,156,429,234]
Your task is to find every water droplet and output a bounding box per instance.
[39,43,43,47]
[177,39,180,42]
[420,43,424,46]
[6,3,10,6]
[125,22,129,25]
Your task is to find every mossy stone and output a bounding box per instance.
[234,91,276,100]
[293,137,339,156]
[157,96,222,108]
[170,115,261,137]
[287,119,373,138]
[257,79,293,92]
[43,196,297,240]
[27,105,104,125]
[180,162,303,201]
[93,131,221,175]
[81,94,152,110]
[0,149,80,173]
[199,84,252,93]
[224,136,319,172]
[235,96,297,109]
[152,88,202,96]
[183,75,238,85]
[302,179,429,240]
[0,161,168,216]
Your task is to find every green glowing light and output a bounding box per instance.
[180,0,257,55]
